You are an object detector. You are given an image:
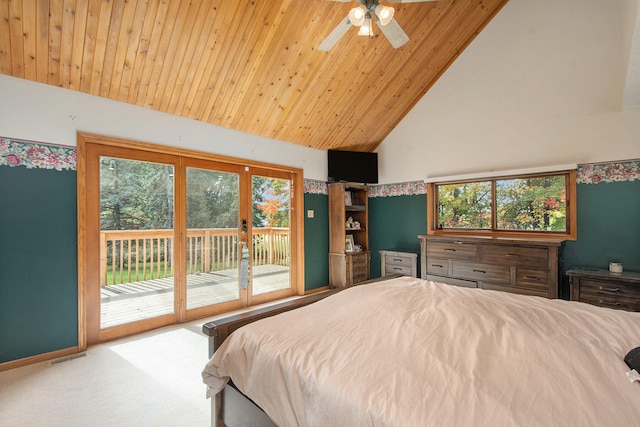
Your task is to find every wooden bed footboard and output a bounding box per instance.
[202,289,340,356]
[201,289,340,427]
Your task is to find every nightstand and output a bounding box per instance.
[568,268,640,312]
[379,250,417,278]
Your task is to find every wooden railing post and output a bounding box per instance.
[204,229,211,273]
[100,232,107,286]
[268,227,274,265]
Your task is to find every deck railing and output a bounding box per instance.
[100,227,289,286]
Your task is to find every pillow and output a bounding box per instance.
[625,347,640,371]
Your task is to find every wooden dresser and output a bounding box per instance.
[567,268,640,311]
[419,235,563,299]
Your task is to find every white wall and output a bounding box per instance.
[379,0,640,183]
[0,75,327,180]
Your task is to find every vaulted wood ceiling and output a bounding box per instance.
[0,0,508,152]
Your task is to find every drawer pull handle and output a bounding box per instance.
[523,276,541,281]
[393,267,402,271]
[432,264,444,268]
[599,286,621,292]
[473,269,486,274]
[392,258,403,262]
[444,248,456,252]
[505,253,520,258]
[599,300,621,307]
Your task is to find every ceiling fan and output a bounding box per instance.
[318,0,441,51]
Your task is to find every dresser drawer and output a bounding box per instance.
[482,282,548,298]
[349,253,369,268]
[427,274,477,288]
[452,261,510,284]
[426,257,449,276]
[427,241,476,261]
[350,263,368,275]
[352,269,369,283]
[351,263,368,274]
[516,268,549,291]
[480,244,548,269]
[385,264,413,276]
[579,279,640,300]
[383,253,414,268]
[578,293,640,312]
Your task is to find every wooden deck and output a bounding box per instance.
[100,264,290,328]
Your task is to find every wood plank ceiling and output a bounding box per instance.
[0,0,508,152]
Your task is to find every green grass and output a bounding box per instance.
[104,260,244,285]
[105,263,174,285]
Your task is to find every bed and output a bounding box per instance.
[202,276,640,426]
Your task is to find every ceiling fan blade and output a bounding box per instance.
[318,16,352,51]
[387,0,440,3]
[377,17,410,48]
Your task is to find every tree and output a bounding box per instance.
[101,160,291,231]
[437,175,567,232]
[100,158,174,230]
[186,169,239,228]
[437,182,491,229]
[496,176,566,231]
[254,178,290,227]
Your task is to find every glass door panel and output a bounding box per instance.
[99,157,175,329]
[251,175,291,296]
[186,167,241,310]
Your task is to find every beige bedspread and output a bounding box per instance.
[202,276,640,426]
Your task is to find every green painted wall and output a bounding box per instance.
[368,194,427,279]
[304,193,329,291]
[366,181,640,299]
[0,166,78,363]
[2,161,638,365]
[0,169,328,364]
[561,180,640,298]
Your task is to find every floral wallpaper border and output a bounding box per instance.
[576,160,640,184]
[0,137,76,171]
[2,137,638,191]
[303,179,327,195]
[369,181,427,198]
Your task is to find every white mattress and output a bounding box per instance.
[202,276,640,426]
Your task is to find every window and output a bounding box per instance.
[428,169,576,240]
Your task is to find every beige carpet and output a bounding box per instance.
[0,321,212,427]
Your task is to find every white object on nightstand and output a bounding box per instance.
[380,250,417,278]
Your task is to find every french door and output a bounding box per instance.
[79,134,301,346]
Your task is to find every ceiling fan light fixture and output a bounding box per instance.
[349,5,366,26]
[357,16,373,36]
[374,4,395,26]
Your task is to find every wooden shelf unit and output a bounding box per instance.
[328,183,370,287]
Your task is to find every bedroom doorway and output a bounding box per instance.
[78,134,302,346]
